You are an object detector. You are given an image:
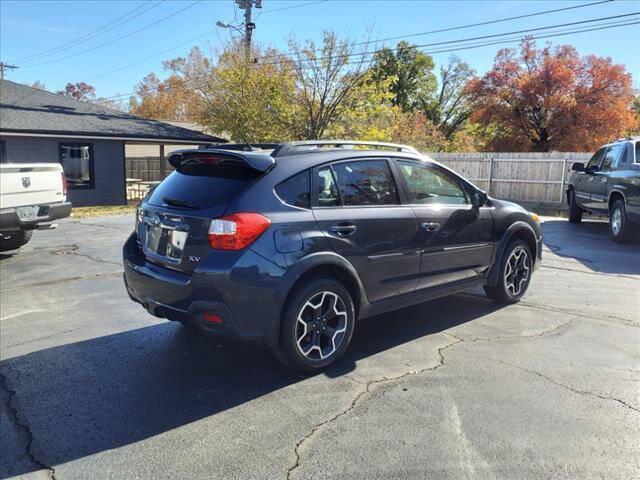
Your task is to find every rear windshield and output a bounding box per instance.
[147,165,259,209]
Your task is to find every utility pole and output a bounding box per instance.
[0,62,18,80]
[236,0,261,56]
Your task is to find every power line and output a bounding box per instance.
[92,18,638,101]
[257,11,640,66]
[19,1,203,68]
[254,0,613,62]
[86,30,215,81]
[9,1,164,64]
[87,0,328,81]
[261,0,328,14]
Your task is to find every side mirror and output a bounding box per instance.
[571,162,585,172]
[471,190,488,208]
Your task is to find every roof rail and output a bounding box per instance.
[272,140,419,157]
[198,142,280,151]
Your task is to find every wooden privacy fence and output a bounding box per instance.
[428,152,592,205]
[126,152,593,205]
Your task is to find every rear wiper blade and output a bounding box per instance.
[162,197,199,209]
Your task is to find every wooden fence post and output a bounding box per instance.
[559,156,568,203]
[487,156,494,195]
[159,145,166,180]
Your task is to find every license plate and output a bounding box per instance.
[144,224,188,262]
[16,205,40,221]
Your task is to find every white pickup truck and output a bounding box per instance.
[0,163,72,251]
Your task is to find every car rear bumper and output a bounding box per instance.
[122,233,285,345]
[0,201,72,231]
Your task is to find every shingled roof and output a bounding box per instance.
[0,80,225,144]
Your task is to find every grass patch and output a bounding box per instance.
[71,204,137,218]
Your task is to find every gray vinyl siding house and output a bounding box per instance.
[0,80,224,207]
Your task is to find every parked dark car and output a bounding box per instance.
[566,138,640,243]
[123,141,542,371]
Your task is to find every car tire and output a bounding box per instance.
[0,230,33,252]
[484,239,533,304]
[276,277,356,373]
[568,190,582,224]
[609,199,636,243]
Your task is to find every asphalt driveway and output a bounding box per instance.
[1,215,638,479]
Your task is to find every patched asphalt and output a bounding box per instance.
[0,215,638,479]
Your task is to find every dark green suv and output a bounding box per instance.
[567,138,640,243]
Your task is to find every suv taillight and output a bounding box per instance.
[208,213,271,250]
[61,173,67,196]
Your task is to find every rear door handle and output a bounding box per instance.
[328,224,357,237]
[421,222,441,232]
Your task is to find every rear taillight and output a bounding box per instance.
[61,173,67,196]
[208,213,271,250]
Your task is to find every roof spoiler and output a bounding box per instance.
[168,148,275,172]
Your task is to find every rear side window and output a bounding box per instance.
[317,166,340,207]
[148,165,258,209]
[275,171,310,209]
[331,160,399,206]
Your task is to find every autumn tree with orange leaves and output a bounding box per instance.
[466,38,636,152]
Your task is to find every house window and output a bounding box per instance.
[59,143,94,188]
[0,140,6,163]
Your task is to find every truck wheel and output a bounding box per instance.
[484,239,533,304]
[0,230,33,252]
[609,199,635,243]
[568,190,582,224]
[275,277,355,373]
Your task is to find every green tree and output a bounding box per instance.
[420,56,475,140]
[200,42,297,142]
[287,31,376,139]
[371,41,436,112]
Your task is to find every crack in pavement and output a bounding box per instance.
[50,244,121,267]
[443,316,577,344]
[0,271,123,293]
[284,309,637,479]
[484,356,640,415]
[542,264,640,281]
[0,369,56,479]
[458,292,639,328]
[71,220,125,231]
[285,337,463,480]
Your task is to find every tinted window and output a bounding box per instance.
[276,171,310,208]
[148,165,257,209]
[316,166,340,207]
[601,144,624,171]
[59,143,94,188]
[398,161,467,204]
[586,148,606,169]
[331,160,399,206]
[636,142,639,163]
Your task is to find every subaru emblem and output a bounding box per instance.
[21,177,31,189]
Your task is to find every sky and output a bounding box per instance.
[1,0,639,101]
